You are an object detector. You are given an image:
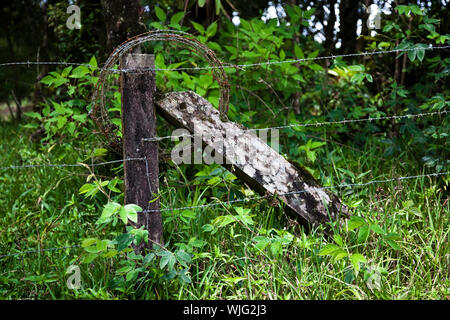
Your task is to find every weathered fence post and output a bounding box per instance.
[155,91,348,228]
[120,54,163,252]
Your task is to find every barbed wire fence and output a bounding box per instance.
[1,44,449,72]
[0,41,449,260]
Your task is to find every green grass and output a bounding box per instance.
[0,121,448,300]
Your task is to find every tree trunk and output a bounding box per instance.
[323,0,337,53]
[100,0,146,53]
[337,0,361,54]
[32,2,50,113]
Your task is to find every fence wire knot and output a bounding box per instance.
[90,30,230,153]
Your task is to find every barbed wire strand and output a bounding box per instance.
[0,157,144,171]
[1,172,447,259]
[0,245,80,260]
[1,45,449,73]
[1,108,446,170]
[143,109,449,142]
[1,43,449,261]
[142,171,450,213]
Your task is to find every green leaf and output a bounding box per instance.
[93,148,108,157]
[270,240,282,256]
[384,233,402,241]
[215,0,221,15]
[385,239,401,250]
[143,253,155,265]
[202,224,214,233]
[57,116,67,129]
[53,77,69,87]
[207,176,221,185]
[198,0,206,7]
[40,75,54,86]
[82,238,97,248]
[308,50,319,58]
[348,216,366,231]
[126,269,140,282]
[351,73,365,83]
[191,21,205,35]
[131,228,148,246]
[416,49,425,62]
[154,6,166,22]
[101,202,121,219]
[333,249,348,261]
[119,206,128,224]
[67,122,76,135]
[410,5,423,15]
[206,21,218,38]
[348,65,365,72]
[178,269,192,284]
[189,238,206,248]
[294,44,304,59]
[115,233,134,251]
[124,204,142,224]
[160,251,176,270]
[24,112,42,120]
[61,66,73,77]
[170,12,185,25]
[308,63,324,72]
[73,114,87,122]
[102,250,118,258]
[79,183,94,195]
[350,253,367,272]
[253,236,271,251]
[213,215,236,228]
[82,253,97,264]
[357,225,370,244]
[89,56,97,68]
[408,49,417,62]
[370,224,385,235]
[333,234,344,247]
[96,239,108,252]
[70,65,90,79]
[319,244,340,256]
[181,210,196,219]
[344,269,355,284]
[176,250,192,266]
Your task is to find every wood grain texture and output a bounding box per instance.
[155,91,348,228]
[120,54,163,249]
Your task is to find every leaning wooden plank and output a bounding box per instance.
[155,91,348,227]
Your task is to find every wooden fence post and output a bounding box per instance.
[120,54,163,252]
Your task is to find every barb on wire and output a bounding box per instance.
[0,245,80,260]
[142,109,449,142]
[0,61,96,69]
[142,172,450,213]
[0,157,144,171]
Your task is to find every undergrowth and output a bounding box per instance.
[0,122,448,300]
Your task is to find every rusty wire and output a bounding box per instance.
[90,30,230,153]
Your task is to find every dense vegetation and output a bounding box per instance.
[0,1,449,299]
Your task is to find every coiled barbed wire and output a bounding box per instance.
[90,30,230,153]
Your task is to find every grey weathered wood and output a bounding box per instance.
[155,91,348,227]
[120,54,163,250]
